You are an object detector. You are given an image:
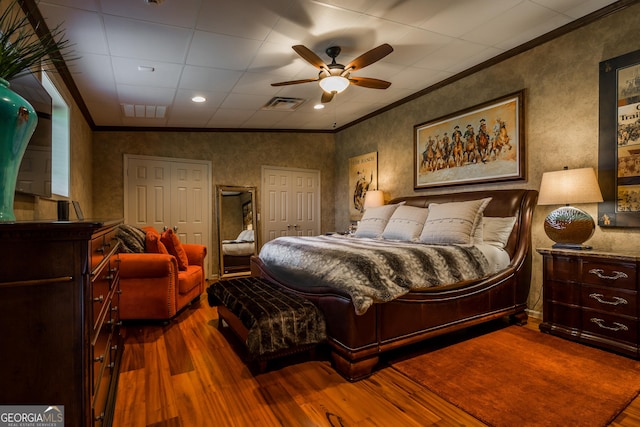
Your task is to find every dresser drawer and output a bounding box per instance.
[582,309,637,345]
[582,285,637,317]
[583,261,637,290]
[92,319,113,395]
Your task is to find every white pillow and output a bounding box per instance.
[382,205,429,241]
[419,198,492,245]
[354,203,403,238]
[483,216,517,248]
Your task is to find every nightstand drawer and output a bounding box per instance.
[545,281,580,305]
[582,285,637,317]
[583,261,637,290]
[582,310,637,344]
[543,255,579,282]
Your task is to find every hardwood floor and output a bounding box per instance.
[113,293,640,427]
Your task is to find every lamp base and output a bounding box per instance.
[544,206,596,248]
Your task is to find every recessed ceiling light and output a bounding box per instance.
[314,104,325,110]
[192,96,206,103]
[137,65,155,72]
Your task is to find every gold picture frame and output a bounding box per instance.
[414,90,525,190]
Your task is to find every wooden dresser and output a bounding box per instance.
[538,247,640,358]
[0,220,123,427]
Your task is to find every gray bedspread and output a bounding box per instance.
[258,235,491,315]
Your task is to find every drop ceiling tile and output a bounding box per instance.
[414,39,488,71]
[220,93,271,110]
[84,99,123,126]
[103,15,193,62]
[206,108,255,128]
[166,94,219,126]
[248,42,309,77]
[37,3,108,55]
[111,57,183,87]
[178,66,243,91]
[365,0,444,27]
[196,0,288,40]
[233,72,295,96]
[387,28,454,66]
[461,2,565,48]
[417,0,522,38]
[242,109,291,128]
[99,0,201,28]
[186,32,263,70]
[66,53,116,99]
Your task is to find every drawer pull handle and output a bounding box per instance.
[94,354,104,363]
[93,295,104,303]
[95,412,105,421]
[590,318,629,332]
[588,269,628,281]
[589,293,628,306]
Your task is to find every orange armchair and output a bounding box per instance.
[118,243,207,321]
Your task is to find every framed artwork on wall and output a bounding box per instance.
[349,151,378,221]
[414,90,525,190]
[598,49,640,227]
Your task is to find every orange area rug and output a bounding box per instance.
[391,326,640,426]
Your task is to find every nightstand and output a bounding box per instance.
[537,247,640,358]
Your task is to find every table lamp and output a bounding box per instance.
[363,190,385,209]
[538,167,603,249]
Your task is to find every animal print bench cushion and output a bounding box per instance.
[207,277,326,357]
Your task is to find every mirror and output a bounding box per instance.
[217,185,257,278]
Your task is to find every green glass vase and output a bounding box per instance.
[0,77,38,222]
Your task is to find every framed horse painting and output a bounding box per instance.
[598,49,640,228]
[414,90,525,190]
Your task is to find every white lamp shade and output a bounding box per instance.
[538,167,603,206]
[363,190,384,209]
[319,75,350,94]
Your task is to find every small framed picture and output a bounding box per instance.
[72,201,84,220]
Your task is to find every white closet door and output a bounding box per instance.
[171,161,208,245]
[124,155,211,272]
[125,157,172,231]
[291,169,320,237]
[262,166,320,244]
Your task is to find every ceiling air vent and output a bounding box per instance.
[262,97,305,111]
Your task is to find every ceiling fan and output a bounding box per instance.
[271,43,394,103]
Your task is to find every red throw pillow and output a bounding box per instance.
[160,228,189,270]
[145,231,169,254]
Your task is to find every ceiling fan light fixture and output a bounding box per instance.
[319,75,349,94]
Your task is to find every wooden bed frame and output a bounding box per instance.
[251,189,539,381]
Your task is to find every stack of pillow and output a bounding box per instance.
[115,224,190,271]
[354,197,517,249]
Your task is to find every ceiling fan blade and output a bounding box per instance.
[349,77,392,89]
[345,43,393,71]
[292,45,328,70]
[321,91,334,103]
[271,78,319,87]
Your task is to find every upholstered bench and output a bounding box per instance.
[207,277,327,372]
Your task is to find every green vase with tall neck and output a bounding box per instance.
[0,77,37,222]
